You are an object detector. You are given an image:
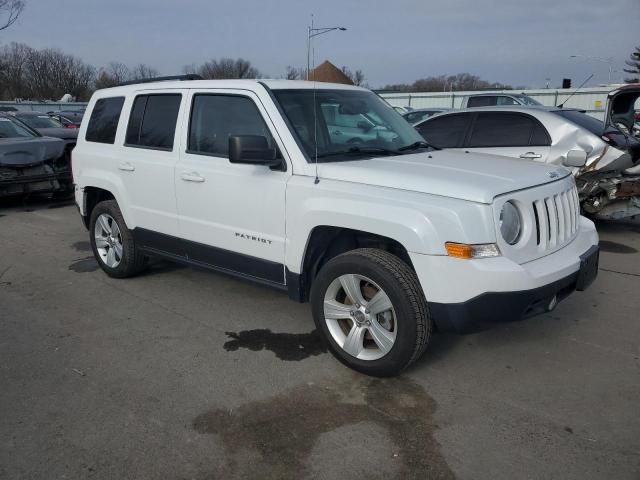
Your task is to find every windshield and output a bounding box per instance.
[272,89,427,161]
[19,115,63,129]
[515,95,542,106]
[554,110,604,135]
[0,116,38,138]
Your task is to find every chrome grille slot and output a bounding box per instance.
[533,185,579,253]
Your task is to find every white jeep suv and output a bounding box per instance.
[73,77,599,376]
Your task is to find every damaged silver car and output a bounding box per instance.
[0,113,67,198]
[414,85,640,221]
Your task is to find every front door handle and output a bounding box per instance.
[519,152,542,159]
[181,171,205,183]
[118,162,135,172]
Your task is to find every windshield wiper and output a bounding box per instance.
[315,146,400,159]
[397,140,439,152]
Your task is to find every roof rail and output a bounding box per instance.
[117,74,203,87]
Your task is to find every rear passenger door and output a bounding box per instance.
[120,90,184,238]
[462,112,552,163]
[174,89,289,286]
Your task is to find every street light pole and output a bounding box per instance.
[306,15,347,80]
[569,55,614,84]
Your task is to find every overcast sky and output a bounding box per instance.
[2,0,639,88]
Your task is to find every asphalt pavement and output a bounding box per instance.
[0,197,638,479]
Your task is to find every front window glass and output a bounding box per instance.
[272,89,427,162]
[188,94,275,157]
[19,115,63,129]
[0,116,37,138]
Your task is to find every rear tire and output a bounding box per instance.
[89,200,146,278]
[310,248,432,377]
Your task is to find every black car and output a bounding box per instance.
[0,113,68,198]
[12,111,78,149]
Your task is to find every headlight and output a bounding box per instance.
[499,201,521,245]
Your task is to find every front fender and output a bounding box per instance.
[285,177,496,273]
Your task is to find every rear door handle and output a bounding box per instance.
[181,171,205,183]
[118,162,135,172]
[519,152,542,159]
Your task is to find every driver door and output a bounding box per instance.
[174,89,289,286]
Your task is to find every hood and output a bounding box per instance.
[34,127,78,141]
[317,150,571,204]
[0,136,66,167]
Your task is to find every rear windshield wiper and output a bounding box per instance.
[315,146,400,159]
[397,141,439,152]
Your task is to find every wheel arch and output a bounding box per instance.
[81,186,118,229]
[288,225,416,302]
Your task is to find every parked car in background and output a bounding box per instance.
[415,103,640,220]
[48,110,84,129]
[11,112,78,194]
[0,113,67,198]
[392,105,413,114]
[0,106,18,112]
[402,108,452,125]
[461,93,542,108]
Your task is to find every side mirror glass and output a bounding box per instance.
[563,149,587,167]
[229,135,280,167]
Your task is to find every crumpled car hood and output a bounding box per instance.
[0,136,66,167]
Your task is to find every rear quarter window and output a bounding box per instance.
[85,97,125,144]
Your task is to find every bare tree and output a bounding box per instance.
[285,66,305,80]
[186,58,261,79]
[382,73,513,92]
[94,62,130,89]
[130,63,159,80]
[0,0,24,31]
[341,66,367,87]
[0,42,32,99]
[24,48,94,100]
[624,45,640,83]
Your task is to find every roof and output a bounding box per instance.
[445,105,583,114]
[412,105,587,127]
[307,61,354,85]
[92,78,366,97]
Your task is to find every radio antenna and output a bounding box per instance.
[311,14,320,185]
[557,73,593,108]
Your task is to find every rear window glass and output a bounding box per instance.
[125,94,182,150]
[416,113,469,148]
[86,97,125,144]
[553,110,604,136]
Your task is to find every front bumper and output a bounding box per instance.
[410,216,599,333]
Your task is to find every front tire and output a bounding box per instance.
[89,200,146,278]
[310,248,432,377]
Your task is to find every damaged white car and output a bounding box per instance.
[415,84,640,221]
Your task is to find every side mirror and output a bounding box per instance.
[229,135,280,167]
[563,149,587,167]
